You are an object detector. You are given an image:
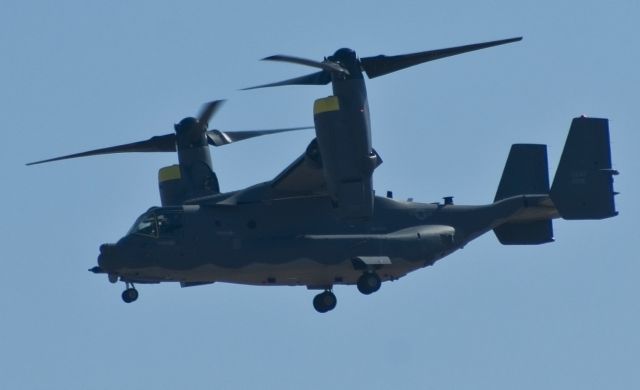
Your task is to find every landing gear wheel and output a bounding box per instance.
[313,290,337,313]
[121,288,139,303]
[357,272,381,295]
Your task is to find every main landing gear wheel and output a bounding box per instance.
[357,272,381,295]
[313,290,337,313]
[121,285,139,303]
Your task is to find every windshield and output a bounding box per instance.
[128,213,158,237]
[128,209,183,238]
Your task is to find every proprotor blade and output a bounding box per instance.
[360,36,522,79]
[241,71,331,90]
[263,55,349,75]
[197,100,225,128]
[206,126,314,146]
[26,134,177,166]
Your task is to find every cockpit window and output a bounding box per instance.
[129,214,158,237]
[157,213,182,235]
[128,210,183,238]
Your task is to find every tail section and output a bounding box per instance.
[495,144,549,201]
[550,117,618,220]
[494,144,554,244]
[492,116,618,245]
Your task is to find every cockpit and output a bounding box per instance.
[128,207,187,238]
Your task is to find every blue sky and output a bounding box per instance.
[1,1,638,389]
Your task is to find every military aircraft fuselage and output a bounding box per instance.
[98,190,555,288]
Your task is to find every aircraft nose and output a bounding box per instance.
[100,243,116,253]
[98,243,119,271]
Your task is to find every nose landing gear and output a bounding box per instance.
[313,290,337,313]
[121,282,139,303]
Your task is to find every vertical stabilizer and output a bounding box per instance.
[495,144,549,201]
[550,117,618,220]
[494,144,553,244]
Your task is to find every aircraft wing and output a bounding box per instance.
[270,140,327,196]
[185,143,328,206]
[270,93,384,219]
[269,137,382,221]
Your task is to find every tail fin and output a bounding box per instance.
[550,117,618,220]
[495,144,549,201]
[492,117,618,244]
[494,144,553,244]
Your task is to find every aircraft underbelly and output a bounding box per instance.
[119,256,426,287]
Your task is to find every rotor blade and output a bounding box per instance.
[26,133,176,166]
[360,37,522,79]
[207,126,314,146]
[197,99,225,127]
[262,55,349,75]
[241,71,331,90]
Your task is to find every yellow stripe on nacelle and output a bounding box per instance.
[313,96,340,115]
[158,165,181,183]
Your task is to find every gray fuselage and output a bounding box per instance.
[98,192,552,288]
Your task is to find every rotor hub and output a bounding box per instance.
[330,48,357,61]
[328,48,360,77]
[175,117,206,145]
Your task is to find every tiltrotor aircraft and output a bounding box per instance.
[29,37,618,313]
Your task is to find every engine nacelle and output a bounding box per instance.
[158,165,186,206]
[313,95,381,219]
